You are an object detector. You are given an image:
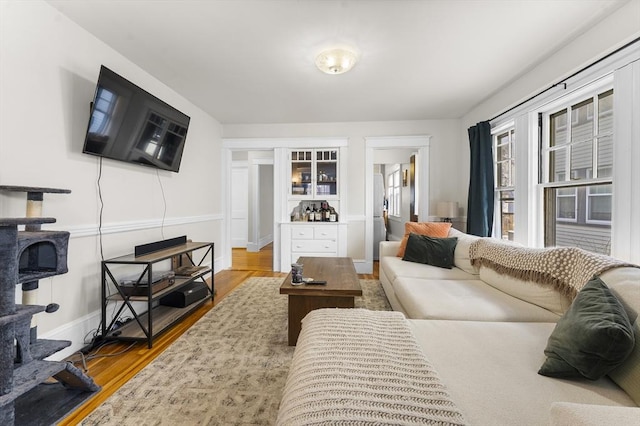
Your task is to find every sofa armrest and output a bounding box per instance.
[380,241,400,258]
[549,402,640,426]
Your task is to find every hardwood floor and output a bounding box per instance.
[59,246,377,424]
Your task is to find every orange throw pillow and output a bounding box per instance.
[396,222,452,257]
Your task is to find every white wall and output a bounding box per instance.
[223,120,462,260]
[464,1,640,129]
[0,0,223,357]
[259,164,274,244]
[246,150,274,251]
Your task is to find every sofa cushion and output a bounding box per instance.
[448,228,481,275]
[539,277,635,380]
[396,221,451,257]
[549,402,640,426]
[393,277,561,321]
[480,266,572,315]
[603,267,640,405]
[380,255,478,284]
[402,233,457,269]
[409,320,636,426]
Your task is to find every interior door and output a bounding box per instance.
[231,165,249,248]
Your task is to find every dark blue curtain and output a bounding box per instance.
[466,121,494,237]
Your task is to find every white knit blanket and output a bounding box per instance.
[469,238,638,299]
[276,309,467,426]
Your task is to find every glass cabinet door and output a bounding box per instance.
[316,150,338,196]
[291,151,312,196]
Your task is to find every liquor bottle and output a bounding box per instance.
[323,202,330,221]
[329,207,337,222]
[314,204,322,222]
[305,205,311,222]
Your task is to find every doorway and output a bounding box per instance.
[229,150,275,271]
[374,148,417,246]
[364,136,431,274]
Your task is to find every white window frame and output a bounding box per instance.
[541,85,614,185]
[539,79,614,253]
[586,184,612,225]
[555,187,578,222]
[387,167,401,217]
[486,41,638,262]
[492,122,516,240]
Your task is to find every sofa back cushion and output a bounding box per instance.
[601,267,640,405]
[479,267,572,315]
[448,228,480,275]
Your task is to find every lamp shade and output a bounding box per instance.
[436,201,458,219]
[315,48,358,75]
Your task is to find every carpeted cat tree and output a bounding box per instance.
[0,186,99,425]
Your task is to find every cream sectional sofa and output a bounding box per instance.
[377,228,640,425]
[379,228,572,322]
[278,228,639,425]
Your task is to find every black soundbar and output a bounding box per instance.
[135,235,187,257]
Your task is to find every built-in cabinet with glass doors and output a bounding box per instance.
[290,149,339,198]
[281,148,347,271]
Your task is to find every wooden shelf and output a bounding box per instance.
[107,268,211,302]
[106,295,209,340]
[106,241,212,264]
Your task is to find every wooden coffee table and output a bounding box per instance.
[280,256,362,345]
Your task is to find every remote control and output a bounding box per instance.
[306,280,327,285]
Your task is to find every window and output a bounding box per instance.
[541,89,613,255]
[556,187,577,221]
[387,168,401,217]
[587,184,612,223]
[493,127,515,240]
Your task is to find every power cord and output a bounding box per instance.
[97,156,104,261]
[68,340,137,374]
[156,168,167,240]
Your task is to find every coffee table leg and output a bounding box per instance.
[288,294,355,345]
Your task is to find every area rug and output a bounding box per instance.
[80,278,391,425]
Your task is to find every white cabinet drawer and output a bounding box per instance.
[290,225,338,239]
[291,227,314,239]
[313,225,338,239]
[291,239,337,253]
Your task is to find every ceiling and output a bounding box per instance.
[46,0,627,124]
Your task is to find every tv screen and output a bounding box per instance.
[82,65,190,172]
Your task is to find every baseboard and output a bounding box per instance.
[40,256,223,361]
[353,259,372,275]
[247,234,273,253]
[40,310,102,361]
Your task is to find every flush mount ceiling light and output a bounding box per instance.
[315,48,358,75]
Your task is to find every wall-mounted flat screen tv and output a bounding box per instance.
[82,65,190,172]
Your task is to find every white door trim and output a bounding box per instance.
[364,135,431,273]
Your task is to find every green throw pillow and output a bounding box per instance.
[538,276,635,380]
[402,233,457,269]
